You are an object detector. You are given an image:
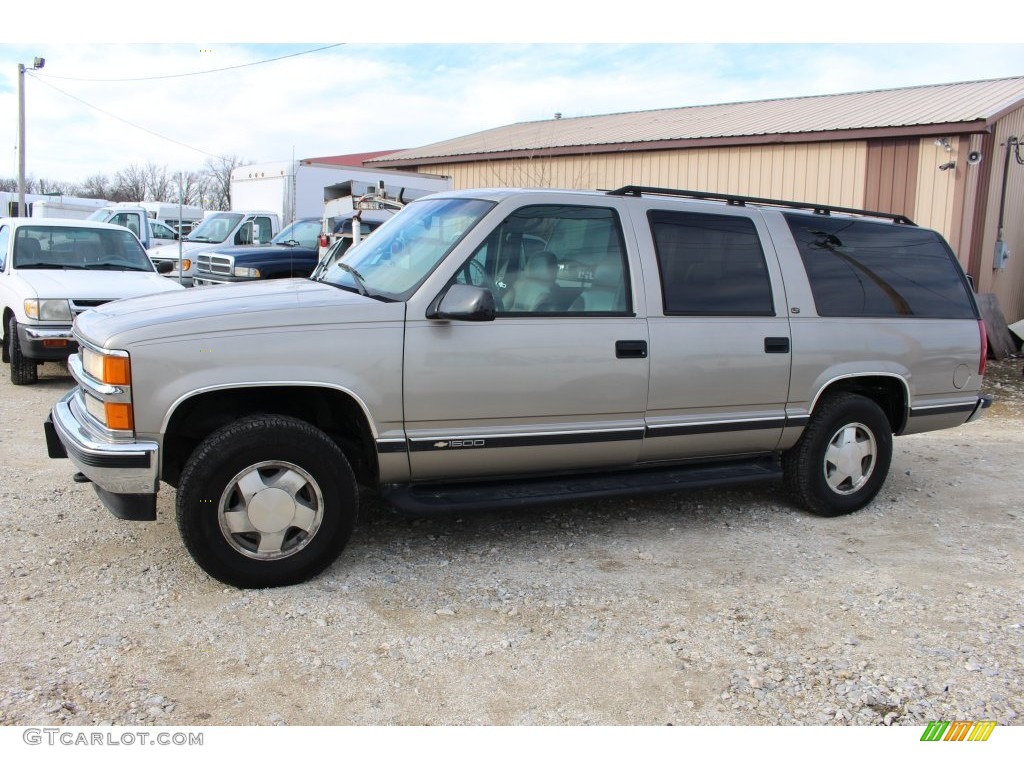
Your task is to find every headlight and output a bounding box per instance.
[24,299,72,321]
[181,258,192,272]
[82,346,131,385]
[233,266,261,278]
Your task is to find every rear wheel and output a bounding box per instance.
[176,414,358,588]
[8,316,38,385]
[783,393,892,517]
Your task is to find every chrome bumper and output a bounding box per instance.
[23,325,74,341]
[47,389,159,495]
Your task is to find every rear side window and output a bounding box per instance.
[648,210,774,316]
[784,214,976,318]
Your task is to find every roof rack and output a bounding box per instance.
[606,185,916,226]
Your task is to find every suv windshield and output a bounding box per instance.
[321,197,494,300]
[12,225,155,271]
[186,213,243,243]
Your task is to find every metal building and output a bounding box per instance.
[367,76,1024,325]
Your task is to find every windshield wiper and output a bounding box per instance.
[336,263,370,296]
[88,263,150,271]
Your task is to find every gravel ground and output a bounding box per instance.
[1,356,1022,727]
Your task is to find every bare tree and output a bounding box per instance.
[0,178,17,193]
[144,162,174,202]
[37,178,77,196]
[203,154,248,211]
[179,171,208,209]
[114,163,148,202]
[79,173,114,200]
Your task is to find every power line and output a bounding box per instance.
[28,73,226,160]
[33,43,344,83]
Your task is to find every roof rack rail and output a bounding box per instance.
[606,185,916,226]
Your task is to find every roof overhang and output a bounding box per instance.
[367,120,994,169]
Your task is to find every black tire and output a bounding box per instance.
[783,392,893,517]
[176,414,358,588]
[8,316,38,385]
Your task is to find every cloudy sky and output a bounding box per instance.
[3,2,1024,187]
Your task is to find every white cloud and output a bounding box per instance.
[2,42,1023,187]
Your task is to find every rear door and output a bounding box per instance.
[629,204,793,460]
[402,199,650,481]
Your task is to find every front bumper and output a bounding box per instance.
[19,323,77,361]
[45,389,159,520]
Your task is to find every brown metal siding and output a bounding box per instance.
[865,138,919,219]
[979,106,1024,321]
[968,132,998,282]
[414,141,867,208]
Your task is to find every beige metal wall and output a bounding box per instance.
[913,136,960,239]
[973,106,1024,323]
[408,130,1024,322]
[415,141,868,208]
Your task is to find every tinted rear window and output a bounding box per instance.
[649,210,774,316]
[784,214,976,319]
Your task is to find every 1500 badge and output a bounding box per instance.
[433,439,486,449]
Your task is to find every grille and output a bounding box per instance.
[69,299,111,316]
[197,253,234,275]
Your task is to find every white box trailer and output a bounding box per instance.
[133,201,205,233]
[230,160,451,226]
[0,192,109,219]
[29,195,111,220]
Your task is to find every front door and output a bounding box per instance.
[403,203,650,481]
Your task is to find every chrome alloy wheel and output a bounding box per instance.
[217,461,324,560]
[822,422,877,495]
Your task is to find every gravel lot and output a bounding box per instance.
[1,356,1022,727]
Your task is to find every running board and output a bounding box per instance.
[380,456,782,516]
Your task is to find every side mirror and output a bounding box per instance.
[427,284,496,321]
[155,260,174,274]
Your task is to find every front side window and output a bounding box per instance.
[321,197,494,301]
[0,225,9,271]
[12,225,154,271]
[785,213,976,318]
[454,204,631,315]
[151,221,176,239]
[649,210,774,316]
[110,212,142,238]
[273,219,321,248]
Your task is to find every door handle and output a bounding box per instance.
[616,340,648,359]
[764,337,790,354]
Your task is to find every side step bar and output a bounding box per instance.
[380,456,783,517]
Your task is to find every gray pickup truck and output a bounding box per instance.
[45,186,991,588]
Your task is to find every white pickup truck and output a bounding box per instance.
[87,205,181,250]
[147,211,280,286]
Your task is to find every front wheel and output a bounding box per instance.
[783,393,893,517]
[8,316,38,385]
[176,414,358,588]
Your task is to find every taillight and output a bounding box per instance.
[978,319,988,376]
[319,234,328,248]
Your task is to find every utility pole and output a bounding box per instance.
[17,56,45,216]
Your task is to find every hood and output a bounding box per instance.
[200,243,313,259]
[148,241,210,258]
[13,269,185,300]
[74,278,401,348]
